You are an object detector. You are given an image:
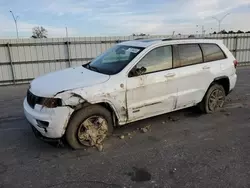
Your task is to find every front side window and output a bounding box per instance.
[200,44,226,62]
[84,45,144,75]
[134,45,172,75]
[177,44,203,67]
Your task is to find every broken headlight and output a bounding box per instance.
[42,98,62,108]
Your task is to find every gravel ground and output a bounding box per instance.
[0,67,250,188]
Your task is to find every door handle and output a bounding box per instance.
[202,65,210,70]
[164,73,176,77]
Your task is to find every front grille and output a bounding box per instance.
[27,90,43,108]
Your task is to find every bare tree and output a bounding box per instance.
[237,30,244,34]
[131,33,148,36]
[218,29,227,34]
[31,26,48,38]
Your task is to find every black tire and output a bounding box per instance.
[199,84,226,114]
[65,105,113,150]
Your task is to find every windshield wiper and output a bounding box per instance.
[82,63,100,73]
[89,65,100,72]
[82,63,89,69]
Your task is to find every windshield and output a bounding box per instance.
[83,45,144,75]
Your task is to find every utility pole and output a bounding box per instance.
[202,25,205,36]
[212,13,230,33]
[196,25,205,36]
[10,10,19,39]
[65,27,68,38]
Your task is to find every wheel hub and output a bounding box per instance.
[208,88,225,111]
[77,116,108,147]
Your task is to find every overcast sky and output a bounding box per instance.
[0,0,250,38]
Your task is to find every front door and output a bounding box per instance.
[126,45,178,121]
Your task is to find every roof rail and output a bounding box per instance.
[162,38,173,41]
[132,36,220,42]
[161,37,218,41]
[134,38,146,40]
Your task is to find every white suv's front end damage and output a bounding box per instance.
[23,90,74,139]
[23,65,110,140]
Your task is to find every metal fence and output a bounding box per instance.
[0,33,249,85]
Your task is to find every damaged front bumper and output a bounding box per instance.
[23,97,74,139]
[30,124,61,143]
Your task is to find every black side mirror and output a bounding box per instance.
[137,67,146,75]
[129,66,147,77]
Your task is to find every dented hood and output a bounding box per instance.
[30,66,110,97]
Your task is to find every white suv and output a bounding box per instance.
[23,38,237,149]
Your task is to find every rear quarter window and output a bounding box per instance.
[200,44,226,62]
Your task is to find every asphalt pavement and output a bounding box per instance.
[0,67,250,188]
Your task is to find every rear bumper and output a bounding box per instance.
[229,73,237,91]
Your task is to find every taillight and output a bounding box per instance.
[233,60,238,68]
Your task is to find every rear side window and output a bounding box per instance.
[177,44,203,67]
[200,44,226,62]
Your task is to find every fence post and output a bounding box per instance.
[7,43,16,84]
[66,41,71,67]
[234,36,238,59]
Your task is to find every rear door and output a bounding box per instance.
[173,43,213,109]
[200,43,229,76]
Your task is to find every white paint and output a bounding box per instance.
[30,66,110,97]
[24,39,237,139]
[23,98,74,138]
[126,70,177,121]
